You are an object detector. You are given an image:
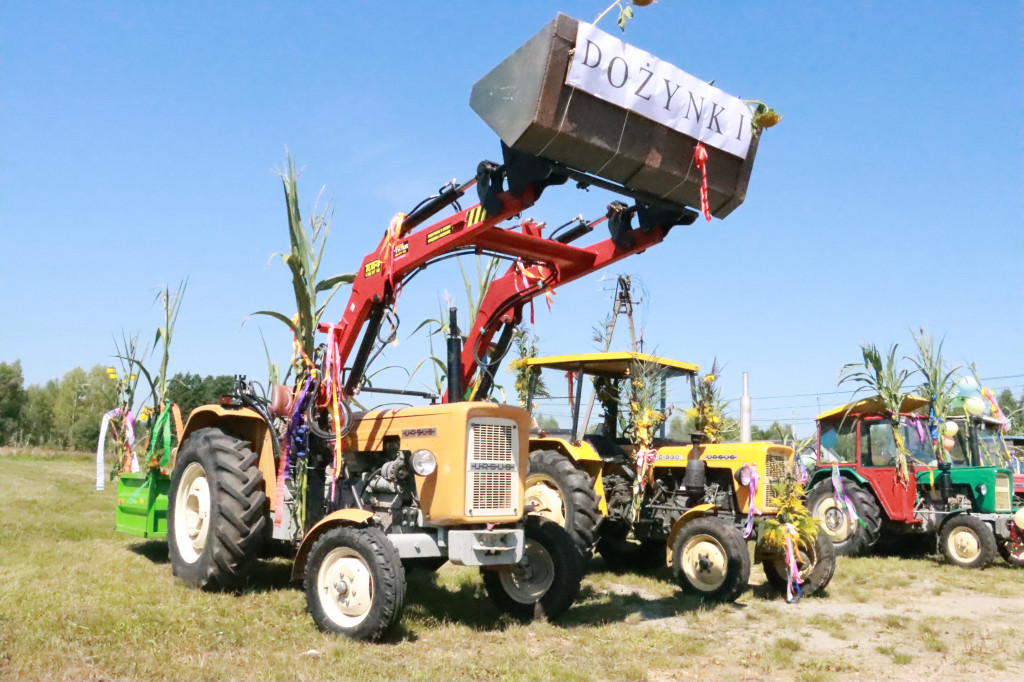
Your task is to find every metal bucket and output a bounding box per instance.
[470,14,761,218]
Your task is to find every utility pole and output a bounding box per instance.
[577,275,641,440]
[740,372,751,442]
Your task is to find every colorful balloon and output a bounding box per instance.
[964,396,986,416]
[943,436,956,451]
[943,420,959,437]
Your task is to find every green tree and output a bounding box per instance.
[997,388,1023,436]
[52,366,117,451]
[750,421,796,442]
[667,414,686,441]
[0,361,27,444]
[536,414,559,431]
[166,373,236,416]
[17,383,58,446]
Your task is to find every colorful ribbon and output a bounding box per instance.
[694,143,711,221]
[784,523,803,603]
[275,375,313,530]
[513,259,555,324]
[981,387,1010,432]
[319,322,348,501]
[831,463,862,527]
[743,464,762,538]
[629,449,658,523]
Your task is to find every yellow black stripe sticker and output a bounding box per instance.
[426,224,453,244]
[465,205,487,226]
[364,259,382,277]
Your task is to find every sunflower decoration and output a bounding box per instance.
[746,100,783,134]
[759,474,818,552]
[691,359,732,443]
[623,359,671,522]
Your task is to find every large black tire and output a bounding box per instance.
[525,450,601,556]
[596,521,667,572]
[671,516,751,603]
[304,526,406,641]
[481,516,583,621]
[762,532,837,597]
[168,427,267,590]
[805,479,882,556]
[938,515,997,569]
[997,534,1024,568]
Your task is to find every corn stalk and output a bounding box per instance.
[253,153,355,378]
[840,342,912,485]
[909,328,960,464]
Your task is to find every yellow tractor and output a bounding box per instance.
[518,352,836,602]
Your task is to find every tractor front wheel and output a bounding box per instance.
[525,450,601,556]
[168,427,267,590]
[762,532,837,597]
[805,479,882,556]
[481,516,583,621]
[938,515,997,569]
[671,516,750,602]
[304,526,406,641]
[997,534,1024,568]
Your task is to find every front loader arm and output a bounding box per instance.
[453,203,697,403]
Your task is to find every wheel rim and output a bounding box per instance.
[681,533,728,593]
[814,495,853,544]
[524,474,566,526]
[497,537,556,604]
[174,462,210,564]
[317,547,374,628]
[947,526,981,563]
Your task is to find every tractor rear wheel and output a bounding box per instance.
[481,516,583,621]
[806,479,882,556]
[525,450,601,556]
[939,515,996,569]
[304,525,406,641]
[671,516,750,602]
[762,532,837,597]
[168,427,267,590]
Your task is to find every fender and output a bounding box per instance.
[180,405,278,511]
[808,465,869,490]
[663,503,717,566]
[290,509,377,580]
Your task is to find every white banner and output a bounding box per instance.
[566,22,754,160]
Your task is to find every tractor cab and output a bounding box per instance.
[518,351,698,454]
[810,395,932,527]
[948,414,1024,503]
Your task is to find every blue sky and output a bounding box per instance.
[2,1,1021,434]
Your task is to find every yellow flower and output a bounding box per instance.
[704,374,716,383]
[685,408,697,417]
[712,415,720,424]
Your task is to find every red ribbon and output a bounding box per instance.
[694,143,711,222]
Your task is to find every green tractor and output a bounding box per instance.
[804,396,1024,568]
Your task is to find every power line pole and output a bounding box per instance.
[577,275,641,440]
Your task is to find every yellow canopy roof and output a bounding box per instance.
[817,395,930,422]
[514,352,698,379]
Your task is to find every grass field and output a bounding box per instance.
[2,451,1023,681]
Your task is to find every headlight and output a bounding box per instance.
[410,449,437,476]
[1014,508,1024,531]
[735,465,752,487]
[976,483,988,498]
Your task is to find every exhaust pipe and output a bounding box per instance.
[447,307,462,402]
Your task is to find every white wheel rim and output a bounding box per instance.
[948,526,981,562]
[498,538,556,604]
[525,475,566,526]
[174,462,210,564]
[317,547,373,628]
[815,496,853,544]
[681,534,728,592]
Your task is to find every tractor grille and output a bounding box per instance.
[763,450,788,509]
[995,472,1012,511]
[466,420,518,516]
